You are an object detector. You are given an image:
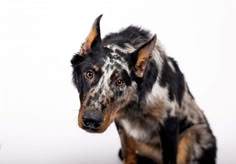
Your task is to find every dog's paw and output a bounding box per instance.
[118,148,156,164]
[136,155,156,164]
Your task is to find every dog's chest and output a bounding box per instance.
[121,119,148,140]
[120,117,159,143]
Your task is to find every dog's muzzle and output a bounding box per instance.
[82,110,103,131]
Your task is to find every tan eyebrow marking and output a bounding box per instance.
[93,65,100,72]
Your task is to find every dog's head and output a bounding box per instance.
[71,15,156,133]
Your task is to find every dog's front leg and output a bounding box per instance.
[160,117,178,164]
[115,120,137,164]
[122,135,136,164]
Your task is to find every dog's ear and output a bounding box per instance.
[79,14,103,56]
[131,35,157,77]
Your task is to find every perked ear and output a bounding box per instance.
[79,14,103,56]
[132,35,157,77]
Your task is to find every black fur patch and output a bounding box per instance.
[159,57,185,106]
[160,117,178,164]
[178,117,194,134]
[198,144,217,164]
[187,85,195,99]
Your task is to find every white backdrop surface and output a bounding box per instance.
[0,0,235,163]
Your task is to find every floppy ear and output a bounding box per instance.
[131,35,157,77]
[79,14,103,56]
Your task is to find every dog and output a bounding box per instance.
[71,15,217,164]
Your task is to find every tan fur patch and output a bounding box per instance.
[145,100,165,122]
[80,27,97,55]
[135,35,156,77]
[123,136,137,164]
[78,106,85,128]
[135,55,148,77]
[85,27,97,49]
[93,65,100,72]
[136,141,162,163]
[177,130,193,164]
[96,108,117,133]
[80,15,102,55]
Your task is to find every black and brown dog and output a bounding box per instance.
[71,15,216,164]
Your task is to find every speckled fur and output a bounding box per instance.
[71,15,217,164]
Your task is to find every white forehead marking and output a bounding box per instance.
[94,55,130,96]
[104,43,136,74]
[105,43,136,54]
[102,56,130,75]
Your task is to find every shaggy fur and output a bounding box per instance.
[71,15,217,164]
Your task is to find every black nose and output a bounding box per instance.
[82,110,103,129]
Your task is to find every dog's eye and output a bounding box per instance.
[115,79,125,87]
[85,70,94,80]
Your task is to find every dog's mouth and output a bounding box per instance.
[79,122,111,133]
[83,126,99,133]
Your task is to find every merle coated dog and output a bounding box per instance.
[71,15,217,164]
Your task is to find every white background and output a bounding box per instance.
[0,0,235,163]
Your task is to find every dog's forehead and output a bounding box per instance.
[101,48,130,75]
[92,54,128,97]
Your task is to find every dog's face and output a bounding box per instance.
[71,15,156,133]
